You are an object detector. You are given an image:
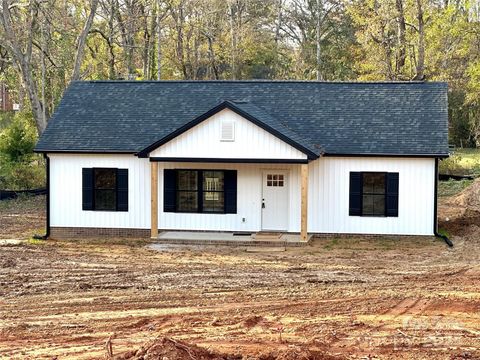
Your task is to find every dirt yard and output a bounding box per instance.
[1,195,479,359]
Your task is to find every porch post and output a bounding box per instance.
[150,161,158,238]
[301,163,308,241]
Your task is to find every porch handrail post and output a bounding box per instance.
[301,163,308,241]
[151,161,159,238]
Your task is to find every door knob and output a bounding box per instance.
[262,199,265,209]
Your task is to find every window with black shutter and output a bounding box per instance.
[349,172,398,217]
[164,169,237,214]
[82,168,128,212]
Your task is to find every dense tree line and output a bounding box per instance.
[0,0,479,146]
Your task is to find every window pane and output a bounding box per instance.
[95,169,116,189]
[177,191,198,212]
[203,192,224,212]
[363,194,385,216]
[363,173,385,194]
[203,171,224,191]
[177,170,198,190]
[362,173,374,193]
[95,189,116,210]
[362,195,374,215]
[373,174,385,193]
[373,194,385,215]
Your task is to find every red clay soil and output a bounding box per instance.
[1,194,480,359]
[438,178,480,234]
[114,336,234,360]
[116,336,344,360]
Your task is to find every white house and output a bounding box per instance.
[35,80,449,240]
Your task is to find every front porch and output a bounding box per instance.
[155,231,312,247]
[149,161,311,242]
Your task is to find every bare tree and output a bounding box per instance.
[316,0,323,80]
[0,0,47,133]
[156,0,162,80]
[228,0,237,79]
[414,0,425,80]
[395,0,406,76]
[72,0,99,80]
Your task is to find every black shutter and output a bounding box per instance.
[224,170,237,214]
[164,169,176,212]
[82,168,94,210]
[349,172,362,216]
[386,172,399,217]
[116,169,129,211]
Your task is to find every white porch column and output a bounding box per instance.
[150,161,158,238]
[301,163,308,241]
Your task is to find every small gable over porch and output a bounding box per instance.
[142,100,318,162]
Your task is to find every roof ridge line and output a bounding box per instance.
[74,79,446,85]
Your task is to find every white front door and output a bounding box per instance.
[261,171,289,231]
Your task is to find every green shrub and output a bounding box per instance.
[0,112,14,131]
[0,158,45,190]
[0,111,45,190]
[0,111,37,162]
[439,154,465,175]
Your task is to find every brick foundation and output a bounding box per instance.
[312,232,436,241]
[50,227,150,239]
[49,227,434,241]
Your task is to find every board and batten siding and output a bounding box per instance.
[149,108,307,160]
[48,154,435,236]
[310,157,435,235]
[157,162,301,232]
[49,154,151,229]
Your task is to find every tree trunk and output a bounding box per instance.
[414,0,425,80]
[171,2,188,79]
[72,0,99,80]
[395,0,406,77]
[273,0,283,77]
[316,0,323,81]
[228,1,237,80]
[156,0,162,80]
[108,1,116,79]
[205,33,219,80]
[142,4,150,80]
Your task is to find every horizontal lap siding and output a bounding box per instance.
[308,157,435,235]
[49,154,150,229]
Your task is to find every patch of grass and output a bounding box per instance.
[442,148,480,176]
[323,237,339,250]
[0,194,45,212]
[438,179,473,197]
[61,237,153,248]
[27,238,46,245]
[318,235,436,251]
[437,228,451,238]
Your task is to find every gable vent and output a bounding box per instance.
[220,120,235,141]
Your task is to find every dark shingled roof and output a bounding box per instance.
[35,80,449,158]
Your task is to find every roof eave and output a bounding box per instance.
[34,149,137,155]
[322,152,450,159]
